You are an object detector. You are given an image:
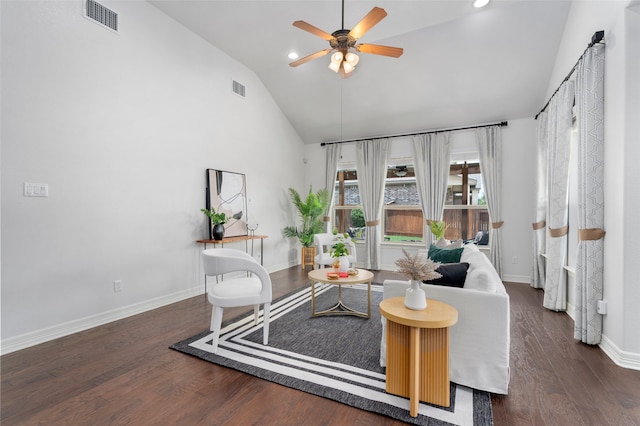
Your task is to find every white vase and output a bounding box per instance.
[338,256,349,272]
[404,280,427,310]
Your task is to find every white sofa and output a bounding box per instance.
[380,243,510,394]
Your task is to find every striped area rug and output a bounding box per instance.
[170,283,492,426]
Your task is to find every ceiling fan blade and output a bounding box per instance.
[292,20,334,41]
[356,44,404,58]
[289,49,333,67]
[349,7,387,40]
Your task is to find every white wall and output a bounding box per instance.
[303,117,536,282]
[0,0,305,353]
[544,0,640,365]
[500,119,537,282]
[623,2,640,361]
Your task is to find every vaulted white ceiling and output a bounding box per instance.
[149,0,572,144]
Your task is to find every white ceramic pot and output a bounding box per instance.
[338,255,350,272]
[332,255,350,273]
[404,280,427,310]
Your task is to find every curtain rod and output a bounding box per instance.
[320,121,508,146]
[534,30,604,120]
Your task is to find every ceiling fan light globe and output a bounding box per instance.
[473,0,490,8]
[328,61,341,73]
[331,52,344,64]
[343,61,355,73]
[345,52,359,66]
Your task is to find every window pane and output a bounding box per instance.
[384,208,423,242]
[442,207,490,243]
[383,170,423,241]
[445,162,483,206]
[468,173,485,206]
[384,182,421,205]
[334,182,360,206]
[334,207,365,240]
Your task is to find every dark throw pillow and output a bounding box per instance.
[424,262,470,288]
[428,244,464,263]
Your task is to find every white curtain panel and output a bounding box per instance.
[476,126,503,277]
[355,138,390,270]
[532,111,549,289]
[543,80,575,312]
[323,144,342,232]
[574,43,605,344]
[411,132,451,248]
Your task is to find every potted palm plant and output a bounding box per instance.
[201,207,228,240]
[283,187,330,268]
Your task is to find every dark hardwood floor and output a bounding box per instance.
[2,267,639,425]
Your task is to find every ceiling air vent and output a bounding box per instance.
[85,0,118,32]
[232,80,246,98]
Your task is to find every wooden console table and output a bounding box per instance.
[196,235,267,265]
[379,297,458,417]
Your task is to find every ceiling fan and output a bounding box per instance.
[289,0,404,78]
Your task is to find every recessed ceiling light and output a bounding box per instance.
[288,52,299,60]
[473,0,490,8]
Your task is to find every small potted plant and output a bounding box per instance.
[429,220,449,242]
[330,240,350,272]
[201,207,228,240]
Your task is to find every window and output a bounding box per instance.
[333,170,365,239]
[332,161,489,244]
[443,162,490,244]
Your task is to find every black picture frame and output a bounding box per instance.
[205,169,248,238]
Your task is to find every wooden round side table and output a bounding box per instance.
[379,297,458,417]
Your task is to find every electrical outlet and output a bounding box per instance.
[114,280,123,292]
[511,256,518,264]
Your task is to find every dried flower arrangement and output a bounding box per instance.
[395,249,442,281]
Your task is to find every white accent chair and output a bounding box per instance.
[313,233,357,269]
[202,248,272,353]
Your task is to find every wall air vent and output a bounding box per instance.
[85,0,118,32]
[232,80,246,98]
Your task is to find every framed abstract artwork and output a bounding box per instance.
[206,169,248,238]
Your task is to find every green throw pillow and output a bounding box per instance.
[428,244,464,263]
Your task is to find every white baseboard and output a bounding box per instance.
[2,261,295,356]
[501,274,530,284]
[599,334,640,371]
[566,302,576,320]
[1,286,204,356]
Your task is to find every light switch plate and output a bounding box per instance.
[24,182,49,197]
